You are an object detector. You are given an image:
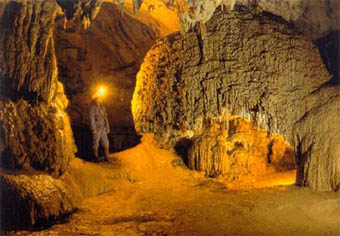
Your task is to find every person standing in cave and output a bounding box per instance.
[89,88,110,162]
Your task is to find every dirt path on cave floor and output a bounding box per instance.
[10,138,340,236]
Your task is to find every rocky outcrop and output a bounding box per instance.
[0,0,104,230]
[0,171,82,230]
[132,6,340,191]
[0,83,76,176]
[54,2,157,156]
[0,0,103,174]
[0,1,73,176]
[174,0,340,40]
[188,116,295,179]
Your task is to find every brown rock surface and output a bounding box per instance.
[132,6,340,191]
[0,170,82,230]
[54,2,157,155]
[189,116,296,180]
[0,1,75,176]
[237,0,340,40]
[56,0,103,30]
[0,0,59,102]
[293,86,340,191]
[0,0,103,174]
[0,0,104,229]
[0,84,76,175]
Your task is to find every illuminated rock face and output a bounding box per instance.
[0,0,102,228]
[0,1,70,176]
[189,117,295,179]
[0,83,76,176]
[0,0,101,174]
[133,7,340,191]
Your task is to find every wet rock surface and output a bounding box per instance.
[132,6,340,191]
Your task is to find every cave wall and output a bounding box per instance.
[174,0,340,82]
[0,0,103,228]
[236,0,340,40]
[132,6,340,191]
[175,0,340,40]
[54,2,157,156]
[316,30,340,83]
[0,0,103,174]
[0,0,73,175]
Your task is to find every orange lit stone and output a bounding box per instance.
[189,116,296,181]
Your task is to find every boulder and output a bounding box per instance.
[132,6,340,191]
[0,171,82,230]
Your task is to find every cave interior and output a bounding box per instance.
[0,0,339,235]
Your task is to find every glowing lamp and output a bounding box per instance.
[98,87,105,96]
[94,86,106,98]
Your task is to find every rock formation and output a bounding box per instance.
[53,0,339,159]
[0,0,102,229]
[188,116,296,179]
[0,0,72,176]
[169,0,340,40]
[54,2,157,156]
[0,0,103,174]
[0,171,82,230]
[132,6,340,191]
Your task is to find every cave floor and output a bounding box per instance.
[11,138,340,236]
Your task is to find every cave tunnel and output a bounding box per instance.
[0,0,340,235]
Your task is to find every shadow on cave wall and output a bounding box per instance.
[174,138,193,167]
[316,30,340,84]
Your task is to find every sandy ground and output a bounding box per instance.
[10,137,340,236]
